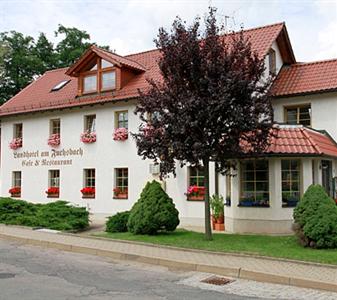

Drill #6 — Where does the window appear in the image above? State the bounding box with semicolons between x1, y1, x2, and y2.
188;166;205;200
51;80;70;92
84;169;95;188
85;115;96;133
83;74;97;93
10;171;21;197
285;105;311;126
268;48;276;74
282;160;300;207
50;119;60;135
101;59;114;68
12;171;21;188
116;111;128;129
240;160;269;207
114;168;128;199
14;123;22;139
101;71;116;90
49;170;60;187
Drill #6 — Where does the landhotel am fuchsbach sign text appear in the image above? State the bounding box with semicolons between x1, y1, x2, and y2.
13;148;84;167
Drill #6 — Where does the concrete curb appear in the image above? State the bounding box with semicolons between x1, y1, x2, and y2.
1;231;337;293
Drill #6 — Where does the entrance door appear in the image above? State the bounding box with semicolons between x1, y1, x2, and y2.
322;160;333;197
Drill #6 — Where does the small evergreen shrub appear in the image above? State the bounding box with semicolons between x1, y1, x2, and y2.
293;185;337;248
106;211;130;233
128;181;179;235
0;198;89;231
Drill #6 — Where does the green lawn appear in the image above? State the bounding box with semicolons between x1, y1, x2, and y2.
95;230;337;265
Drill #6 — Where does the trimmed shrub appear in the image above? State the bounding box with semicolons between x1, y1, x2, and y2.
106;211;130;233
128;181;179;235
293;185;337;248
0;198;89;231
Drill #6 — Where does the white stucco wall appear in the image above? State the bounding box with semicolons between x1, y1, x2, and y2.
0;101;213;225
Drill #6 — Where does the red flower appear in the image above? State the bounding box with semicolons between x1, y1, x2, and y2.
46;187;59;195
81;187;95;195
9;187;21;194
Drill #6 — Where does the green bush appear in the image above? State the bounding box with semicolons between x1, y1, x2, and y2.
128;181;179;235
293;185;337;248
0;198;89;231
106;211;130;233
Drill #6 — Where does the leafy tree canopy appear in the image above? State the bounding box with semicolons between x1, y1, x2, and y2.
0;25;110;104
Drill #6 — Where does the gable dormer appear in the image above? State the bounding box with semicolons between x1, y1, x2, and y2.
66;45;146;96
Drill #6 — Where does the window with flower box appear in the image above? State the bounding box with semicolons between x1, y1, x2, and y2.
187;167;205;201
10;123;23;150
46;170;60;198
282;160;301;207
48;119;61;147
114;168;128;199
9;171;21;197
81;115;96;143
113;111;128;141
240;160;269;207
82;169;95;198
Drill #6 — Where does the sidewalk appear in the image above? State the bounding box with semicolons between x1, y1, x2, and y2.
0;224;336;293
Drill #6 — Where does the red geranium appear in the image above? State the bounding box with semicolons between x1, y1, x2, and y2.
81;187;95;195
9;187;21;195
46;187;59;195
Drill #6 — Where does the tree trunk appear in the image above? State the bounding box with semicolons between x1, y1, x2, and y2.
203;157;213;240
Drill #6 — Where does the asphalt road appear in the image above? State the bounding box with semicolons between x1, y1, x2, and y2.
0;239;261;300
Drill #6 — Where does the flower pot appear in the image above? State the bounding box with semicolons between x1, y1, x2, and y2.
10;193;21;198
214;223;224;231
47;193;59;198
211;215;216;230
215;214;224;224
188;195;204;201
114;193;128;199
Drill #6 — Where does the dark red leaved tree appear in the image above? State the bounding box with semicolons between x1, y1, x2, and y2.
134;8;273;240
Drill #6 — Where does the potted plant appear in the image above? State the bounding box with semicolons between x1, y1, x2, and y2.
80;131;96;143
81;187;95;198
46;187;59;198
186;185;205;200
47;133;60;147
239;197;254;207
113;128;128;141
113;187;128;199
9;187;21;197
283;192;298;207
210;194;224;231
9;137;23;150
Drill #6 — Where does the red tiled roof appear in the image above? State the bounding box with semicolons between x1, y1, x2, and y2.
0;23;285;117
262;126;337;157
272;59;337;97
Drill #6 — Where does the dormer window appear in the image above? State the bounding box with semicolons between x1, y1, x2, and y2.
80;58;116;95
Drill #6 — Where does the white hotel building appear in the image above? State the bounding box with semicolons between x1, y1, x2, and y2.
1;22;337;234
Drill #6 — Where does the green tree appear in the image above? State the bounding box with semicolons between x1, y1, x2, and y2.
33;32;56;73
55;25;92;67
0;31;41;103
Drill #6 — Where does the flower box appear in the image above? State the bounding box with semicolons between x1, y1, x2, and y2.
9;187;21;198
113;128;128;141
81;187;95;198
46;187;59;198
113;187;128;199
9;138;22;150
48;134;60;147
81;131;96;143
186;185;205;201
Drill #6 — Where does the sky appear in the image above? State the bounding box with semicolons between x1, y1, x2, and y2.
0;0;337;62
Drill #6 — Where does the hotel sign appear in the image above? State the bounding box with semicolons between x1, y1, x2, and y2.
13;148;84;167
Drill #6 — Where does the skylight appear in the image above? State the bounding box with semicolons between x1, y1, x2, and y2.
51;80;70;92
